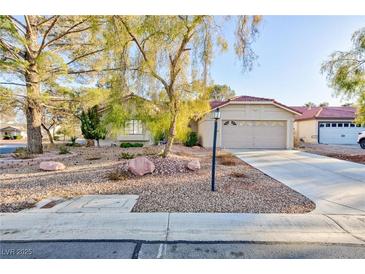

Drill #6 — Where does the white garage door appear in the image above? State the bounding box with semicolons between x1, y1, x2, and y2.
222;120;287;149
319;122;365;144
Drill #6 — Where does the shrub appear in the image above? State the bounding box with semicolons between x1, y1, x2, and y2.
229;171;247;178
14;135;22;140
70;136;78;145
216;152;241;166
185;132;198;147
59;145;70;155
107;169;130;180
12;147;33;159
120;142;143;148
119;152;135;159
3;134;12;140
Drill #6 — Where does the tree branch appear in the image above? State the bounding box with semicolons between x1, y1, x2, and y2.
35;16;57;27
0;38;25;60
6;16;26;36
37;16;60;57
0;82;26;86
118;17;169;90
41;18;91;50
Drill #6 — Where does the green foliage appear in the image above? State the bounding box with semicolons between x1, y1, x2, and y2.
185;132;198;147
119;152;135;159
120;142;143;148
59;146;70;154
12;147;33;159
304;102;316;108
80;105;107;142
70;136;78;145
322;27;365;123
208;84;236;100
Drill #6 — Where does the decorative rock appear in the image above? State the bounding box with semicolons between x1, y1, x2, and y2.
39;161;66;171
128;156;155;176
187;159;200;171
192;146;201;150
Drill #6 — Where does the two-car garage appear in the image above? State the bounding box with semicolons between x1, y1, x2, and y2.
197;96;300;149
221;120;287;149
319;121;365;145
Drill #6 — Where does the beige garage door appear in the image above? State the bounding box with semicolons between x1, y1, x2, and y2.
222;120;287;149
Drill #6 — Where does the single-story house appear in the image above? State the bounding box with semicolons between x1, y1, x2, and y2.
0;126;26;139
291;106;365;145
99;93;153;146
196;96;301;149
102;94;301;149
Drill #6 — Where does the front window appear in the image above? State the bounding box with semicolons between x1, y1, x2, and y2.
124;120;143;135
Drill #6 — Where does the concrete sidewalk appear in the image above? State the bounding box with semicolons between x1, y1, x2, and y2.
1;212;364;245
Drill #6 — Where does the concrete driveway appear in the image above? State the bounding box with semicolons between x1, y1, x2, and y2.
230;149;365;215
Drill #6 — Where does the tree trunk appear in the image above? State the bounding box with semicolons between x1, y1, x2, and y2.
96;139;100;147
26;104;43;154
25;17;43;154
42;124;54;144
163;101;178;157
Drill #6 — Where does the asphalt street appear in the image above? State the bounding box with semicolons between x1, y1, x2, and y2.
1;241;364;259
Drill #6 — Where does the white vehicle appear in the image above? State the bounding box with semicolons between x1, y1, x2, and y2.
358;131;365;149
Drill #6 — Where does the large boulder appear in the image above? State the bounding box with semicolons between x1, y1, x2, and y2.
187;159;200;171
39;161;66;171
128;156;155;176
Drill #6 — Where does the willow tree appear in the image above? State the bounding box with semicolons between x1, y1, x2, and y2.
0;16;110;153
107;16;261;157
322;27;365;124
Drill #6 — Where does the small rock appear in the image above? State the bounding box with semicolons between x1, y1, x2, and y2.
187;159;200;171
128;156;155;176
39;161;66;171
192;146;201;150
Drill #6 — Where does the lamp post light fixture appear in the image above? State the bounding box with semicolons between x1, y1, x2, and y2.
211;108;221;192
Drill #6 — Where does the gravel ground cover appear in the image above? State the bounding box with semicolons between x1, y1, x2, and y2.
0;145;315;213
299;144;365;164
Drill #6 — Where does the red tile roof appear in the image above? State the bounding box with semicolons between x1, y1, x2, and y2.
291;106;356;121
210;95;301;114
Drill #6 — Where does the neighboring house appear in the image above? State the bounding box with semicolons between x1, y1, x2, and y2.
0;113;27;139
195;96;301;149
0;126;26;139
99;93;153;146
291;106;365;145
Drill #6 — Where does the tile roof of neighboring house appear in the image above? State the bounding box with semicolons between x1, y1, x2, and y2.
291;106;356;121
210;95;301;114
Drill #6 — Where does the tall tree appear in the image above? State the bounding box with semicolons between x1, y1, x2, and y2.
106;16;261;156
322;27;365;124
209;84;236;100
304;102;317;108
0;16;110;153
80;105;107;147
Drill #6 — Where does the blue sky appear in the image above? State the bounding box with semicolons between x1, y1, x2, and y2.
210;16;365;106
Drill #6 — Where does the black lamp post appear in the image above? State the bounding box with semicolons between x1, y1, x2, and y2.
211;108;221;192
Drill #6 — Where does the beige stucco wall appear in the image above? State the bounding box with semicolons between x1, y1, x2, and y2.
198;103;296;149
294;119;318;144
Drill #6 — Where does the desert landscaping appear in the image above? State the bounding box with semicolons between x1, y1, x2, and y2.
0;144;315;213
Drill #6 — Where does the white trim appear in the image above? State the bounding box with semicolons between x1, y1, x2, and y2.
208;100;302;116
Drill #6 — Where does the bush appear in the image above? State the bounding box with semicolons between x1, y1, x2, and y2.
185;132;198;147
216;152;241;166
120;142;144;148
107;169;130;181
14;135;22;140
119;152;135;159
12;147;33;159
3;134;12;140
59;145;70;155
70;136;78;145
